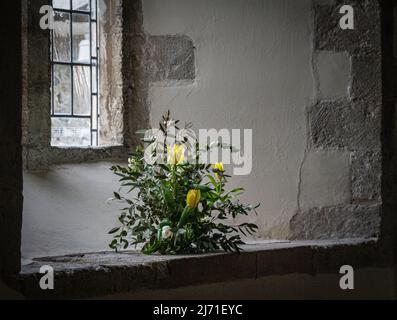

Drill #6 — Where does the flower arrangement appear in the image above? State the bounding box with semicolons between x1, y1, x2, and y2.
109;111;259;255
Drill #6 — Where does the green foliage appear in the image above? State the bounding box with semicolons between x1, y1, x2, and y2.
109;112;259;255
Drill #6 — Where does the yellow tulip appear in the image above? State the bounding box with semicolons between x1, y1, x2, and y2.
213;162;224;172
186;189;201;209
167;144;185;165
212;162;225;180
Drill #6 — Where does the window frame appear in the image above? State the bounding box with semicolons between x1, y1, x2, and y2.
51;0;100;147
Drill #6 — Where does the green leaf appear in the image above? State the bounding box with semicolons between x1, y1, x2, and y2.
109;239;118;249
178;206;192;228
192;184;212;192
161;183;175;210
228;188;245;194
121;239;129;249
206;175;218;187
108;227;121;234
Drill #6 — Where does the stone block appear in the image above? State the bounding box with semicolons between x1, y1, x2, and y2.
309;100;381;151
314;0;381;55
351;151;381;202
316;51;351;100
290;203;381;240
147;35;195;82
351;54;382;104
300;151;351;210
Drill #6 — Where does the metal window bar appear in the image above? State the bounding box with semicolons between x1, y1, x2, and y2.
51;0;100;147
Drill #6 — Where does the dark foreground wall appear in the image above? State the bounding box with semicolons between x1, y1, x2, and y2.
0;1;23;276
102;268;395;300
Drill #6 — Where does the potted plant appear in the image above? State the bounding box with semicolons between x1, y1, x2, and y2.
109;111;259;254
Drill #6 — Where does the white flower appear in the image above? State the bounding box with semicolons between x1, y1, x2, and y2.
162;226;173;240
128;158;133;169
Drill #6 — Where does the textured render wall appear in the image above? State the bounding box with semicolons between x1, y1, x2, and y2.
22;162;124;259
143;0;314;239
291;0;382;239
23;0;313;256
0;1;23;275
22;0;384;259
143;0;383;240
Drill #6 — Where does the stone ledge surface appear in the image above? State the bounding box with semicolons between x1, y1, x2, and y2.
16;239;382;299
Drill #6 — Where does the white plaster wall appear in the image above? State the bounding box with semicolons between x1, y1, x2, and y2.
22;162;123;259
143;0;314;238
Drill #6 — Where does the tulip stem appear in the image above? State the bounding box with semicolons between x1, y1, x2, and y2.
172;164;177;202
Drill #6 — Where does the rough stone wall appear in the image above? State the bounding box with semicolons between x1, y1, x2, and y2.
291;0;383;239
22;0;52;171
0;1;23;275
99;0;124;146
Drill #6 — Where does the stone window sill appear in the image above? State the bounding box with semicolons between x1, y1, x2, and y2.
24;145;130;171
15;239;382;299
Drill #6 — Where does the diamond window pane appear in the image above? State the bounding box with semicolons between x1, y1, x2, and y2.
53;65;72;115
51;118;91;147
92;95;98;130
73;66;91;115
92;131;98;147
91;21;97;58
53;12;71;62
72;14;90;63
92;62;97;93
53;0;70;10
72;0;90;11
91;0;97;19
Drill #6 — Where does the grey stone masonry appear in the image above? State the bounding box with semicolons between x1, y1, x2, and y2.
314;0;381;55
147;35;196;83
292;1;383;239
309;100;381;152
290;204;381;240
